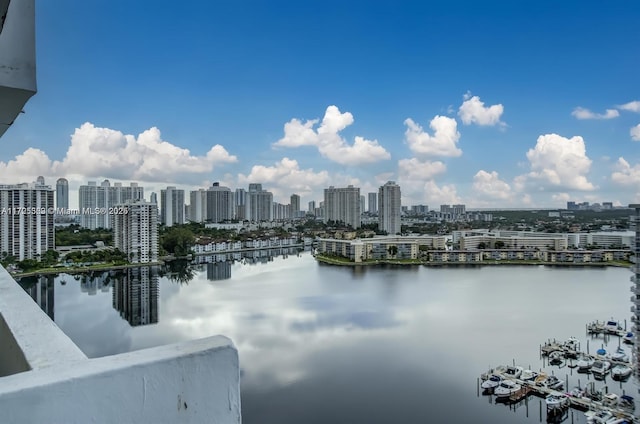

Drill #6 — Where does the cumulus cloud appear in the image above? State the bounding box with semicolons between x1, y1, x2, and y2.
398;158;447;181
404;116;461;157
273;106;391;165
631;124;640;141
571;107;619;120
236;157;334;201
618;101;640;112
422;180;461;205
551;193;571;202
472;170;512;200
611;157;640;186
519;133;595;191
458;94;505;126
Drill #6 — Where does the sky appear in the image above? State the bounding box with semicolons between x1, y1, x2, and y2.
1;0;639;210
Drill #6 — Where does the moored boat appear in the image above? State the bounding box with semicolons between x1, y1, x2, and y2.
520;369;538;381
545;391;569;410
494;380;522;399
611;364;633;380
549;350;564;365
623;331;634;344
504;365;523;379
610;347;629;363
577;353;594;372
481;375;502;393
591;360;611;378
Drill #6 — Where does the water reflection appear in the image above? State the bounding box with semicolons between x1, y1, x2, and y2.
206;262;232;281
112;266;159;327
20;275;55;320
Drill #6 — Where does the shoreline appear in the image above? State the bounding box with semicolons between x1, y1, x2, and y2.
12;261;165;278
314;255;631;268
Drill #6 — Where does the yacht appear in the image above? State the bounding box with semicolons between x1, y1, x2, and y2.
576;353;595;372
610;347;629;363
611;364;633;380
549;351;564;365
623;331;634;344
494;380;522;399
591;360;611;378
504;365;523;379
480;375;502;393
545;392;569;410
520;369;538;381
604;320;621;334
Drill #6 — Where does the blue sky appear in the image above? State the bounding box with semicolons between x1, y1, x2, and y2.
2;0;639;209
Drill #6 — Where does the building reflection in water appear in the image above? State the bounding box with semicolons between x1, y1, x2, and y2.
79;272;112;295
112;266;159;327
206;261;232;281
22;275;55;321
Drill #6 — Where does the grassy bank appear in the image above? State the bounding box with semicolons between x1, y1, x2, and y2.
12;261;164;278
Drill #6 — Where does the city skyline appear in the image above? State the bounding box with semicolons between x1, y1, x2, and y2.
0;2;638;209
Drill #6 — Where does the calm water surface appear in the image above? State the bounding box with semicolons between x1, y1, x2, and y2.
20;252;637;423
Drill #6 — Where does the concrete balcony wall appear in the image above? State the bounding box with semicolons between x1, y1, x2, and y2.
0;265;242;423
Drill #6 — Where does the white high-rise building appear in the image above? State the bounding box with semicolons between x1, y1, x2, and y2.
206;183;234;223
290;194;300;218
189;189;207;223
78;180;144;229
378;181;401;235
235;188;247;220
308;200;316;214
56;178;69;210
112;200;158;264
247;184;273;222
368;192;377;214
160;186;185;227
0;182;55;261
324;185;361;229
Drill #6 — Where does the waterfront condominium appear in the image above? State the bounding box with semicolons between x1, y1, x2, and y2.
630;204;640;379
368;192;377;214
0;181;55;261
160;186;185;227
78;180;144;229
206;182;234;223
112;200;158;264
247;184;273;222
56;178;69;210
323;185;361;229
378;181;401;235
188;189;207;223
290;194;300;218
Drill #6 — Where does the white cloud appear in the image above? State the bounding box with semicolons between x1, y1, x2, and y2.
630;124;640;141
571;107;619;120
404;116;461;157
236;157;334;202
273;106;391;165
519;133;595;191
0;123;238;186
472;170;512;200
421;180;461;205
551;193;571;202
398;158;447;181
617;101;640;112
611;157;640;186
458;94;504;126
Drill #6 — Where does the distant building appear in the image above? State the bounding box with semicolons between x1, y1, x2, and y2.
55;178;69;210
602;202;613;210
378;181;401;235
308;200;316;214
160;186;185;227
79;180;143;229
324;185;361;229
247;184;273;222
0;182;55;261
188;189;207;223
206;183;233;223
290;194;300;217
112;200;158;264
235;188;247;220
410;205;429;216
368;192;377;214
360;195;365;215
150;192;157;204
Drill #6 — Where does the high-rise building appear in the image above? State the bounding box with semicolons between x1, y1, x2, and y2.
150;192;157;204
189;189;207;223
0;182;55;261
56;178;69;210
324;185;361;229
368;192;377;214
247;184;273;222
160;186;185;227
235;188;247;220
206;183;234;223
308;200;316;214
78;180;144;229
378;181;401;235
290;194;300;218
360;195;365;215
630;204;640;379
36;176;45;186
112;200;158;264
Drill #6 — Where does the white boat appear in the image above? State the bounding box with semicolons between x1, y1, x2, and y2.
504;365;523;379
610;347;629;363
545;391;569;410
542;375;564;391
567;386;586;398
585;409;614;423
520;369;538;381
604;320;621;334
623;331;634;344
577;353;595;372
494;380;521;398
611;364;633;380
549;350;564;365
481;375;502;392
591;360;611;377
562;337;580;357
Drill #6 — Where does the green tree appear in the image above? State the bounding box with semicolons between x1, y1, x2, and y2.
494;240;505;249
387;245;398;257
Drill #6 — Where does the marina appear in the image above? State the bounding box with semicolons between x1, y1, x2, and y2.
480;326;638;423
